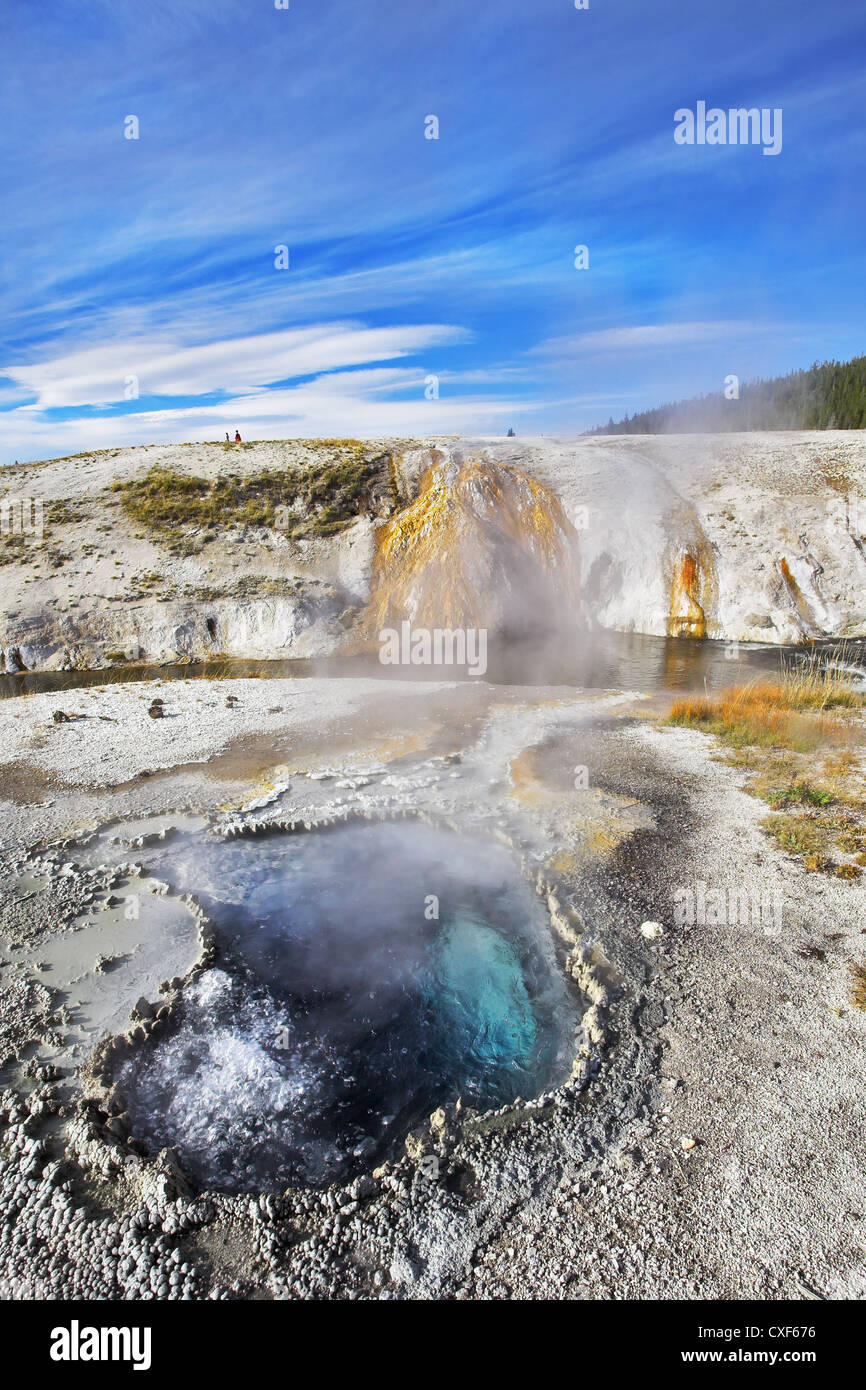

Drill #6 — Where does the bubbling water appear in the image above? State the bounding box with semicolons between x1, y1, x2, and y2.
114;821;578;1191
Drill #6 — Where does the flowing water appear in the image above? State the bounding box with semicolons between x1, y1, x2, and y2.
3;632;864;699
111;821;578;1191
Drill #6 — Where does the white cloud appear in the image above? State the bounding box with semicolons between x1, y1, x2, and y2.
0;322;470;409
0;368;542;464
531;321;748;357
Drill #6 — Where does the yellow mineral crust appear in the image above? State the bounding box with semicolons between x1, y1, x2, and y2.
361;455;582;637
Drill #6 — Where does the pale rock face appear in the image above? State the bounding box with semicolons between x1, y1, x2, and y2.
471;432;866;644
2;596;346;671
2;431;866;672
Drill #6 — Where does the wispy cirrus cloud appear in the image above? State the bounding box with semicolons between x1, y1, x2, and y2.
530;322;752;358
1;322;470;410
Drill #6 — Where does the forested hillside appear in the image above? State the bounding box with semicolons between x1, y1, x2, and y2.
590;356;866;434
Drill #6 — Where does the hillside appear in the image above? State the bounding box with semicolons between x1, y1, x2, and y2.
2;431;866;673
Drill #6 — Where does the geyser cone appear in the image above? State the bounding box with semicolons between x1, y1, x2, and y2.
359;454;583;642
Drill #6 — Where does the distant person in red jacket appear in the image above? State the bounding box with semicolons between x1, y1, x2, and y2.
234;430;242;443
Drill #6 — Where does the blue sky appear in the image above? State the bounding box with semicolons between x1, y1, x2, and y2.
1;0;864;463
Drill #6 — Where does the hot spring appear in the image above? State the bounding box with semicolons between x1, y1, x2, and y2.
111;821;579;1191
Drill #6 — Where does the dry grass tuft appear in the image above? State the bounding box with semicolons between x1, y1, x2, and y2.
850;962;866;1010
668;669;860;753
836;863;862;881
667;661;866;878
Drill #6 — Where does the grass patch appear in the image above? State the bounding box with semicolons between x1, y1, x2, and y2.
666;662;866;880
112;445;398;542
850;962;866;1010
823;750;860;776
668;677;858;752
834;821;866;853
803;851;831;873
0;535;31;566
188;576;321;602
836;863;862;881
44;499;86;526
751;776;835;808
760;813;829;857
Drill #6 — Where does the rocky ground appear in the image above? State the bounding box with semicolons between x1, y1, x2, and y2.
0;674;864;1300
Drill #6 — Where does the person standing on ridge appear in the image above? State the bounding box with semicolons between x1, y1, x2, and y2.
234;430;242;443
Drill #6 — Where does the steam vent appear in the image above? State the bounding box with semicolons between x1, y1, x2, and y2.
106;821;579;1192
